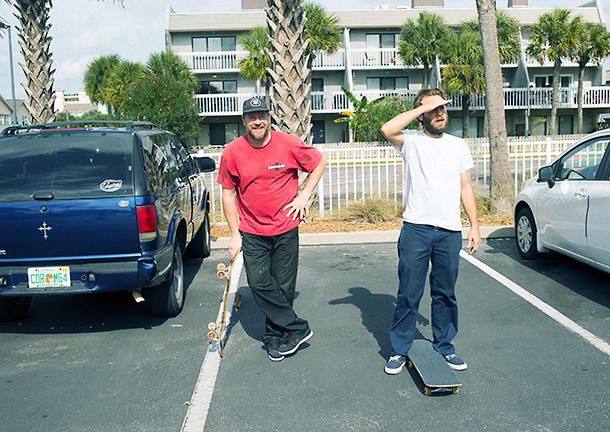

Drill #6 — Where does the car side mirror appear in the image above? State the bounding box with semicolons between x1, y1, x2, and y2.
538;165;555;188
195;156;216;173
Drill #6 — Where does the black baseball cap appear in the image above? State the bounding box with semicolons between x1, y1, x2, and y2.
242;97;269;114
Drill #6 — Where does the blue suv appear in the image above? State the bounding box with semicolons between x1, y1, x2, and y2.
0;121;215;321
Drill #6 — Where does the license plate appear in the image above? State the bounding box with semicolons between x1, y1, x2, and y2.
27;267;71;288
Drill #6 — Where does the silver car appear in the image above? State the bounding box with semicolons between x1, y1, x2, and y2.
514;129;610;273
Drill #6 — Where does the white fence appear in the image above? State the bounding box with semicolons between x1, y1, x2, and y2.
197;135;582;222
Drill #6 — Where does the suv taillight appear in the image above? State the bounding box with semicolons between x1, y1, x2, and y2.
137;204;157;242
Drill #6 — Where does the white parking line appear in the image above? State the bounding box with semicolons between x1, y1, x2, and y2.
181;254;244;432
461;250;610;357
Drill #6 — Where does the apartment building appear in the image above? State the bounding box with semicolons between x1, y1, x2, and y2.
53;88;100;118
0;94;29;132
165;0;610;146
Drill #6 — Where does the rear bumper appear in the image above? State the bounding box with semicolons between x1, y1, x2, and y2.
0;247;173;296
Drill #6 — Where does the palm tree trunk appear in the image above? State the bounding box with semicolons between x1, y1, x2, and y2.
461;94;470;138
477;0;514;213
15;0;56;123
549;61;561;135
266;0;312;143
577;63;585;134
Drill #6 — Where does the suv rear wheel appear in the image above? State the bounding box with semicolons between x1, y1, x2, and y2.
0;297;32;322
145;243;185;316
185;211;211;259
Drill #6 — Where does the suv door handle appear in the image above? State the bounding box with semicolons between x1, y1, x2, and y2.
574;189;588;198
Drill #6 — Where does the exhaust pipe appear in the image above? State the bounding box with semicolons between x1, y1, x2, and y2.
132;290;145;303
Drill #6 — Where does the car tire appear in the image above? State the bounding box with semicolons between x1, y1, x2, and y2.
145;243;185;317
185;211;211;259
0;297;32;322
515;207;545;260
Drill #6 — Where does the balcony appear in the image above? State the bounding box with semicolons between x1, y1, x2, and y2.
180;51;248;73
195;87;610;117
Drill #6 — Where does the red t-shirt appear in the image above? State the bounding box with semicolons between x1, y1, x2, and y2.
217;130;323;236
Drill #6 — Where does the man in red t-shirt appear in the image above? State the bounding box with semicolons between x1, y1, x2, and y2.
217;97;327;361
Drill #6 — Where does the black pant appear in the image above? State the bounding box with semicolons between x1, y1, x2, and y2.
241;227;309;343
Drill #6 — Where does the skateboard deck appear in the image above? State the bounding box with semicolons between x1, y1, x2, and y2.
407;339;462;396
207;248;243;357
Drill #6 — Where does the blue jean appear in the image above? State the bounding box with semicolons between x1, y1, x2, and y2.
389;222;462;358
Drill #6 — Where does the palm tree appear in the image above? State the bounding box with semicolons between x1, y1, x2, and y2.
103;60;145;113
303;2;341;68
84;54;122;112
146;51;198;95
398;12;450;90
476;0;515;214
237;26;271;97
2;0;124;124
572;23;610;134
9;0;55;123
441;28;485;139
266;0;311;142
527;8;583;136
241;3;340;125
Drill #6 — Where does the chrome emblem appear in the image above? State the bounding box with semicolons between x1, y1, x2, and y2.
38;222;52;240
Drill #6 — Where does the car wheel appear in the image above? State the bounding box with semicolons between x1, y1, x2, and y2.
515;207;544;260
145;243;185;317
185;211;211;259
0;297;32;322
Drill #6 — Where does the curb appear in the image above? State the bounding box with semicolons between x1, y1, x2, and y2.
211;225;514;250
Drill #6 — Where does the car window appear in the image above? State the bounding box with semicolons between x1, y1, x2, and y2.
169;135;197;179
556;137;609;181
0;132;134;201
142;134;174;192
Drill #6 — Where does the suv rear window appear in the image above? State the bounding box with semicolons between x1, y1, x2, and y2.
0;132;134;201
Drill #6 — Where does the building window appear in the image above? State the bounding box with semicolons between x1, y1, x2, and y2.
199;80;237;94
366;33;396;48
366;77;408;92
192;36;236;52
534;75;572;88
210;123;239;146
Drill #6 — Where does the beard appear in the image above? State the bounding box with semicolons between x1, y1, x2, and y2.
247;122;270;142
422;114;447;137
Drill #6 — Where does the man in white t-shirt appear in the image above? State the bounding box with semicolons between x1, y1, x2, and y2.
380;88;481;374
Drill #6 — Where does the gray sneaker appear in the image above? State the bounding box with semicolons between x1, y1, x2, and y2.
278;328;313;356
266;337;284;362
385;355;407;374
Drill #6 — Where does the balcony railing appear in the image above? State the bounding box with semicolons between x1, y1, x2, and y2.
194;87;610;116
179;48;599;74
180;51;248;72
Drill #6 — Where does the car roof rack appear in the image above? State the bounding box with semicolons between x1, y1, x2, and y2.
1;120;158;136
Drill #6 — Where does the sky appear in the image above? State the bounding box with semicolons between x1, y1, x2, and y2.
0;0;605;102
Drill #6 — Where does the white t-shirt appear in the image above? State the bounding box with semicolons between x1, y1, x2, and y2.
395;129;474;232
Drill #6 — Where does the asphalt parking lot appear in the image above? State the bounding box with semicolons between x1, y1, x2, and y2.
198;228;610;432
2;227;610;432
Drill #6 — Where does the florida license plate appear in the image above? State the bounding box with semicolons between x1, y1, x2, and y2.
27;267;71;288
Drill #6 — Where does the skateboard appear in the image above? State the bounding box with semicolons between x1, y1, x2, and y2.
207;248;243;357
407;339;462;396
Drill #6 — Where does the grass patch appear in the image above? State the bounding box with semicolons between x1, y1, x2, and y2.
344;197;397;223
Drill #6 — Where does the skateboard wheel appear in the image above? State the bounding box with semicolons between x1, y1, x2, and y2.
407;359;414;369
207;331;217;340
216;263;226;271
208;322;216;331
217;270;226;279
453;387;459;394
425;387;431;396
